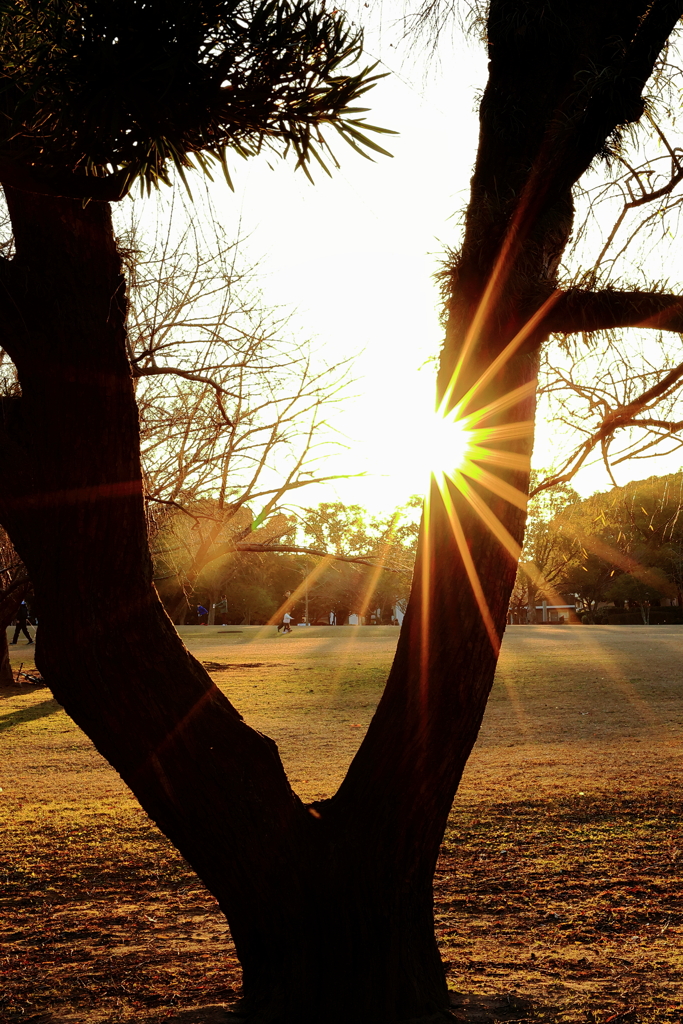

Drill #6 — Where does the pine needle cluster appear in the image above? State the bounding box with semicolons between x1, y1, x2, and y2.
0;0;394;197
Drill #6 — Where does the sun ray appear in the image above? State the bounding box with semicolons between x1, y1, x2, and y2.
440;272;510;415
309;527;402;695
440;289;561;417
519;560;575;615
424;414;534;487
603;675;659;726
250;554;335;642
465;421;536;445
459;462;529;511
496;667;532;735
436;473;500;653
356;518;399;622
561;524;676;600
447;290;562;418
458;380;539;429
421;309;550;651
322;621;367;699
452;471;522;563
439;196;543;414
464;445;531;472
420;489;433;701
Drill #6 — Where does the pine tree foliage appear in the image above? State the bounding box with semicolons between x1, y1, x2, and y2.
0;0;394;197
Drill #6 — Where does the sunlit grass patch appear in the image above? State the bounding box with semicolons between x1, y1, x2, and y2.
0;801;240;1022
439;794;683;1023
2;626;683;1020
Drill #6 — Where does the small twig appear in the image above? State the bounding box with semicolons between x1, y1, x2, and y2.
604;1008;636;1024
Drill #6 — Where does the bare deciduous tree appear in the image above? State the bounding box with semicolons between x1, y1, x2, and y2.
533;57;683;493
120;203;357;619
510;475;579;622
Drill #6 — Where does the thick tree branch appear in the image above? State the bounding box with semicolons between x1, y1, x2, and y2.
0;155;130;201
560;0;683;192
547;289;683;334
620;417;683;431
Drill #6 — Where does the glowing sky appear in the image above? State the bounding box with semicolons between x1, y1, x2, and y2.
200;8;683;515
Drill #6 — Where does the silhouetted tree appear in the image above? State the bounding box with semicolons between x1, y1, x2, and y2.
2;3;683;1022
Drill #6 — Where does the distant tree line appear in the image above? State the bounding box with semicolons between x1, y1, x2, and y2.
512;471;683;625
155;498;420;626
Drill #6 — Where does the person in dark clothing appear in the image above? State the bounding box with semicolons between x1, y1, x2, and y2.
11;601;33;645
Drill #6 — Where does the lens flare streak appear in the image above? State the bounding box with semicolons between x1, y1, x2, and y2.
420;493;433;705
458;462;528;511
435;474;500;654
441;290;562;416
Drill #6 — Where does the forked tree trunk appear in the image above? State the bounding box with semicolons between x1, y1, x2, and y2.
0;187;459;1022
0;188;536;1024
0;4;676;1022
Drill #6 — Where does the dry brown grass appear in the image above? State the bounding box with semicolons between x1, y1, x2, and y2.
1;624;682;1022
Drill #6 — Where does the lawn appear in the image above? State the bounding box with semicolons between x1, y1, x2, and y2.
1;624;681;1023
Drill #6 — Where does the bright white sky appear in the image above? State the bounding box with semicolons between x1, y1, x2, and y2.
184;7;683;515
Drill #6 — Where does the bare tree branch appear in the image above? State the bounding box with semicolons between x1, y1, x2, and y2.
120;197;358;617
234;542;412;574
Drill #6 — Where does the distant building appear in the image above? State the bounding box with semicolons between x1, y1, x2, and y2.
508;601;579;625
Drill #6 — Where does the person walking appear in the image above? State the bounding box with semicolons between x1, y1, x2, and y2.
277;592;293;633
11;601;33;645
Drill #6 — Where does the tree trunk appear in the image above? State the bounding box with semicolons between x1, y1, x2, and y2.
0;581;28;685
167;589;192;626
0;4;675;1022
208;587;218;625
0;626;11;685
527;584;539;624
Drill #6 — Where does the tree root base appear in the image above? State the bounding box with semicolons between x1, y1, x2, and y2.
153;992;533;1024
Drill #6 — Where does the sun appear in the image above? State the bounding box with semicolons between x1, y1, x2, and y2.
424;407;473;483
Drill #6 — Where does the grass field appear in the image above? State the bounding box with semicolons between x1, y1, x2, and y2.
1;624;682;1023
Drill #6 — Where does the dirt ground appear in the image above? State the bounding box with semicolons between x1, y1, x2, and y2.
1;624;681;1023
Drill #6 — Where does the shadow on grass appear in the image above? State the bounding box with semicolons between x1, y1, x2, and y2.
449;992;538;1022
161;994;539;1024
0;697;60;733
